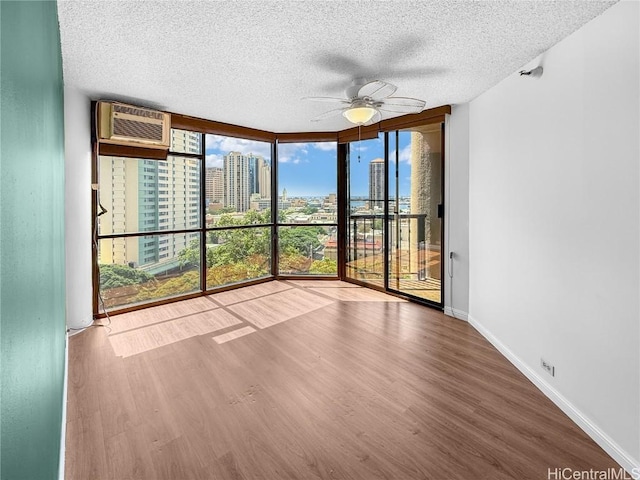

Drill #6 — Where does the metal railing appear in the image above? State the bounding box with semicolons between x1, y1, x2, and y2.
347;211;431;282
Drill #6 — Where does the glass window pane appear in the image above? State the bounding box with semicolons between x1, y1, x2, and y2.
389;123;443;303
205;134;272;224
170;129;202;154
206;226;271;289
98;155;201;235
346;133;385;285
98;233;201;310
278;225;337;275
277;142;337;224
388;127;443;303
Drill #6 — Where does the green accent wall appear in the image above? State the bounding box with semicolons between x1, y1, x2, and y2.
1;2;66;479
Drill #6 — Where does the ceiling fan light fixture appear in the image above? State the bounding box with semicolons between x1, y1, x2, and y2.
343;106;377;125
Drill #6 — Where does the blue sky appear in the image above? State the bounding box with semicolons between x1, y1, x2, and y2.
205;133;413;198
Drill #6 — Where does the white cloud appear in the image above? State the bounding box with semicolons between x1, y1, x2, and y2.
389;144;413;164
311;142;337;152
205;134;272;159
205;153;223;168
399;144;412;164
205;136;336;165
277;142;308;164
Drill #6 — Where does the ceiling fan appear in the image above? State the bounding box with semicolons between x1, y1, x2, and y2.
303;78;426;125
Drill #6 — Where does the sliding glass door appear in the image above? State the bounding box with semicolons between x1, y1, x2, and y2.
345;133;386;287
345;123;443;306
387;126;443;304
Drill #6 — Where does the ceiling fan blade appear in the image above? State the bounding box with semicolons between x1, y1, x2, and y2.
310;108;347;122
302;96;349;104
363;109;382;126
379;96;426;113
357;80;397;100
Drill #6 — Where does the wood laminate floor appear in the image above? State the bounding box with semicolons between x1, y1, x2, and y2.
65;280;617;479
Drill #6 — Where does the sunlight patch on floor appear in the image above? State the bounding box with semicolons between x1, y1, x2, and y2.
107;280;411;355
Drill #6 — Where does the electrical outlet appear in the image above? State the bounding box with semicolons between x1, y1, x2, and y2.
541;358;555;377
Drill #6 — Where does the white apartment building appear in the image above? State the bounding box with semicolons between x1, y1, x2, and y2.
98;155;200;272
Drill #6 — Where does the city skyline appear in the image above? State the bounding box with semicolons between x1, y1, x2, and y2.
205;133;414;198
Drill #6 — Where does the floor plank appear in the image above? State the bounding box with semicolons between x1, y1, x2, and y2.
65;280;619;480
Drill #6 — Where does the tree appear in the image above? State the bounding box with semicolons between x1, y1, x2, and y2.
212;228;270;267
279;253;311;274
302;206;318;215
135;271;199;301
178;239;200;267
206;256;270;288
177;214;328;278
279;226;324;256
309;259;337;274
99;264;154;289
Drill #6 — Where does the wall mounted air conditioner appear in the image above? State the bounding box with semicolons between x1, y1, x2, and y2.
98;101;170;148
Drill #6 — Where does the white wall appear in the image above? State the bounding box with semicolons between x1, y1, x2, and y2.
64;88;93;329
444;105;470;319
468;0;639;471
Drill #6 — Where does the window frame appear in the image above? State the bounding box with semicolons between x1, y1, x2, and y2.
91;101;451;317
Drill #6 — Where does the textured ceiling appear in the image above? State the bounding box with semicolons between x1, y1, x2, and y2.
57;0;616;133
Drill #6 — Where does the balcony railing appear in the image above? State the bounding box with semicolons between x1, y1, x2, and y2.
347;211;441;301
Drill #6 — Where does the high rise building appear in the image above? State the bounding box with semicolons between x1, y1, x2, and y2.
259;160;271;199
224;151;251;212
248;154;261;195
223;152;271;211
369;158;385;209
98;156;200;270
206;167;224;203
171;129;202;154
246;154;271;199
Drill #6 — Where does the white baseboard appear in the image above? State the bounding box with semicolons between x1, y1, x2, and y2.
58;333;69;480
444;306;468;321
468;314;640;477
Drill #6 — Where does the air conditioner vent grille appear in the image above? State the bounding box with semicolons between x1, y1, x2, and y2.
98;101;170;148
113;118;164;142
112;103;164;121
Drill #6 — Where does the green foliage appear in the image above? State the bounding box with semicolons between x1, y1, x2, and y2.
178;239;200;267
309;259;337;274
206;256;270;288
135;270;199;301
214;210;271;228
157;214;332;294
301;205;318;215
99;264;154;289
279;253;311;274
212;228;270;267
279;226;325;256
